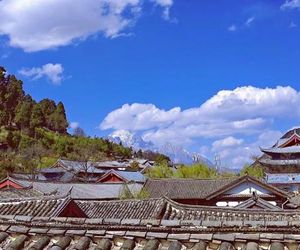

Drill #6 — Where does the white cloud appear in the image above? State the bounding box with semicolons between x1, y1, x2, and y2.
212;130;283;169
197;86;300;120
70;122;79;129
281;0;300;10
100;85;300;167
0;0;139;52
19;63;64;84
228;25;237;32
151;0;173;20
101;85;300;140
212;136;244;151
245;17;255;26
228;17;255;32
0;0;174;52
101;103;181;131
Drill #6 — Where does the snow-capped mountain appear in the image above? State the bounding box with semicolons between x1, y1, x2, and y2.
160;143;213;166
108;130;213;166
108;130;156;151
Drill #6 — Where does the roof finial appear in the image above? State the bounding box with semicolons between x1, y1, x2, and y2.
252;191;258;201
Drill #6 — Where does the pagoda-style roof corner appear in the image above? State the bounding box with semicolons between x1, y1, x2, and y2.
261;146;300;155
278;133;300;148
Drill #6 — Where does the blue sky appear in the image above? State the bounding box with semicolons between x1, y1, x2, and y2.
1;0;300;168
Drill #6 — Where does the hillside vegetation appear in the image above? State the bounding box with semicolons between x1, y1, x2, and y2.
0;66;170;177
146;162;264;179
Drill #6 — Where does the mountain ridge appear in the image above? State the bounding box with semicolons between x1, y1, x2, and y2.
109;130;214;166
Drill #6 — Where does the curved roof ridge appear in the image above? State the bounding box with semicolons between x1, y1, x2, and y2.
0;192;70;204
9;175;141;185
76;197;165;204
163;196;294;213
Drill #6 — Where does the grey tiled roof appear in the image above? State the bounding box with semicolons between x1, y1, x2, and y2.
159;197;300;221
1;195;300;222
1;195;300;249
58;159;92;171
10;177;143;199
75;196;298;221
57;158;152;171
0;188;43;200
98;170;146;183
259;158;300;166
0;196;74;217
234;196;282;210
145;176;290;201
57;159;105;174
261;145;300;154
11;172;76;182
94;160;127;168
144;178;238;199
40;166;66;173
0;213;300;250
115;170;146;182
76;198;166;219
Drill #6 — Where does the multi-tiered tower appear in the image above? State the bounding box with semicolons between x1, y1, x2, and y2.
259;128;300;192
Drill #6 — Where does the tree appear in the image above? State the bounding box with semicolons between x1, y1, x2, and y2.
119;184;149;200
38;99;56;129
19;143;48;175
14;96;34;130
154;154;170;165
6;131;20;149
119;184;134;199
4;75;24;125
69;139;104;182
0;110;8;126
48;102;68;133
0;66;5;82
30;104;45;130
0;68;8;126
0;152;16;178
175;164;217;179
240;164;265;178
146;161;174;178
0;67;69;133
130;161;140;171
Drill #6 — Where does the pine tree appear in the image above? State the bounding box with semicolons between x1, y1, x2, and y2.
0;68;9;126
0;67;7;105
4;75;24;125
30;104;45;130
38;99;56;129
14;95;34;130
48;102;68;133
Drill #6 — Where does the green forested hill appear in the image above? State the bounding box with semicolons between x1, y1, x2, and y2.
0;66;167;177
0;66;68;134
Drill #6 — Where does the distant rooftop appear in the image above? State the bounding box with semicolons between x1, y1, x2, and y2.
8;176;143;200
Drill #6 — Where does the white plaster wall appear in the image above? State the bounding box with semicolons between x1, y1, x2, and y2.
224;182;271;195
